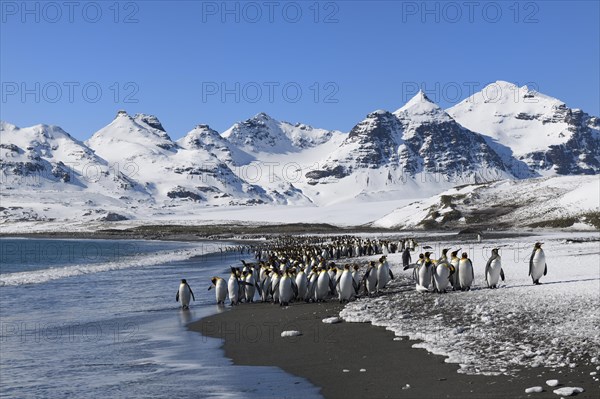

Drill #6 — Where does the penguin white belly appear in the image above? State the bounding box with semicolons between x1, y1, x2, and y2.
417;265;432;288
179;284;191;307
531;250;546;281
316;274;329;300
434;264;450;292
215;280;228;303
376;265;390;291
279;277;294;305
450;260;460;288
338;272;353;301
228;277;239;305
486;258;502;287
458;260;473;289
352;271;360;287
295;272;308;300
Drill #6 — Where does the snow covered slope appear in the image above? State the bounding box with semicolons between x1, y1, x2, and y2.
372;175;600;230
303;92;513;203
222;112;337;154
0;121;151;223
448;81;600;176
86;111;270;206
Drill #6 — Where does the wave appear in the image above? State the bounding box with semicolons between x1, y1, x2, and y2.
0;246;218;286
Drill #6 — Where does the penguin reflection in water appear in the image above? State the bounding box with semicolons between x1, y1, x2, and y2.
176;279;196;309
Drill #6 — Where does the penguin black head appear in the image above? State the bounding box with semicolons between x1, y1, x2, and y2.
424;252;431;258
181;279;187;284
442;248;449;255
534;242;544;249
419;253;425;259
461;252;468;259
492;248;499;255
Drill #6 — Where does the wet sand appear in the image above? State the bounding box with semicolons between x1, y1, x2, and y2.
190;302;599;399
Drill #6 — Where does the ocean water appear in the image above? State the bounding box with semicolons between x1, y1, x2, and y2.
0;238;321;398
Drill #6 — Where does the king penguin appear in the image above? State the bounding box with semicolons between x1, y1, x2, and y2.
208;276;228;304
485;248;505;288
529;242;547;285
458;252;474;291
176;279;195;309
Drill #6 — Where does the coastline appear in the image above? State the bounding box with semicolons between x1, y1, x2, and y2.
191;302;599;399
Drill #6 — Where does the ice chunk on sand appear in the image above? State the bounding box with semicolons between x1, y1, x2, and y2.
525;386;543;393
552;387;584;396
546;379;559;387
322;317;341;324
281;330;302;337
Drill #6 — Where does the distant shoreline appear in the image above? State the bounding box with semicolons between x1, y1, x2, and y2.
0;223;537;242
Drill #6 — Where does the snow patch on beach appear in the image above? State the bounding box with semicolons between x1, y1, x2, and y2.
340;233;600;376
322;317;341;324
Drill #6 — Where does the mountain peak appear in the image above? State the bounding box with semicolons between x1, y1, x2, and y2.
394;90;450;123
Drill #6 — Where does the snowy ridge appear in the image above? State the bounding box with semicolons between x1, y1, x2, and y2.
449;81;600;175
372;175;600;230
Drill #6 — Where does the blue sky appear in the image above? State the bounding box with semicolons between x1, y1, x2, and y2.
1;0;599;140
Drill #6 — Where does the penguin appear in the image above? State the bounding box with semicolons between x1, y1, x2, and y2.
244;270;259;302
307;268;320;302
208;276;228;304
449;249;461;291
485;248;505;288
228;267;245;306
316;267;335;301
433;251;453;293
416;252;434;291
270;269;281;304
363;261;378;296
176;279;195;309
402;247;412;269
351;264;361;289
458;252;474;291
295;267;308;301
529;242;547;285
260;269;272;302
277;270;298;306
337;264;358;303
376;256;394;292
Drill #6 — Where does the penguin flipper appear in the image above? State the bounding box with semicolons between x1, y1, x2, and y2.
291;281;298;298
208;285;213;291
544;264;547;276
176;291;179;302
500;269;505;281
388;269;394;280
255;282;262;296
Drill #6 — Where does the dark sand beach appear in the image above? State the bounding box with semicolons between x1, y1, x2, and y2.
191;302;599;399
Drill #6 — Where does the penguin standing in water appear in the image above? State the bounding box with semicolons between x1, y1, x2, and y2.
529;242;547;285
208;277;228;304
485;248;505;288
458;252;474;291
176;279;195;309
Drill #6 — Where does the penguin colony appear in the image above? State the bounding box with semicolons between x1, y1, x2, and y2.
177;237;547;307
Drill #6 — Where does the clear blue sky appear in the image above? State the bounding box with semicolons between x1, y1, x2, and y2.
1;0;599;140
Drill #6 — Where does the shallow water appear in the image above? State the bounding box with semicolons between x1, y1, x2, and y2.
0;238;321;398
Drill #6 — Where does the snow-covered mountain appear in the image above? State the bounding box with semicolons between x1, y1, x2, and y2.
2;81;598;229
303;92;512;203
222;112;337;154
449;81;600;176
86;111;271;206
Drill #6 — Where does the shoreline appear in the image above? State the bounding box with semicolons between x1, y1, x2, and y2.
191;302;599;399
